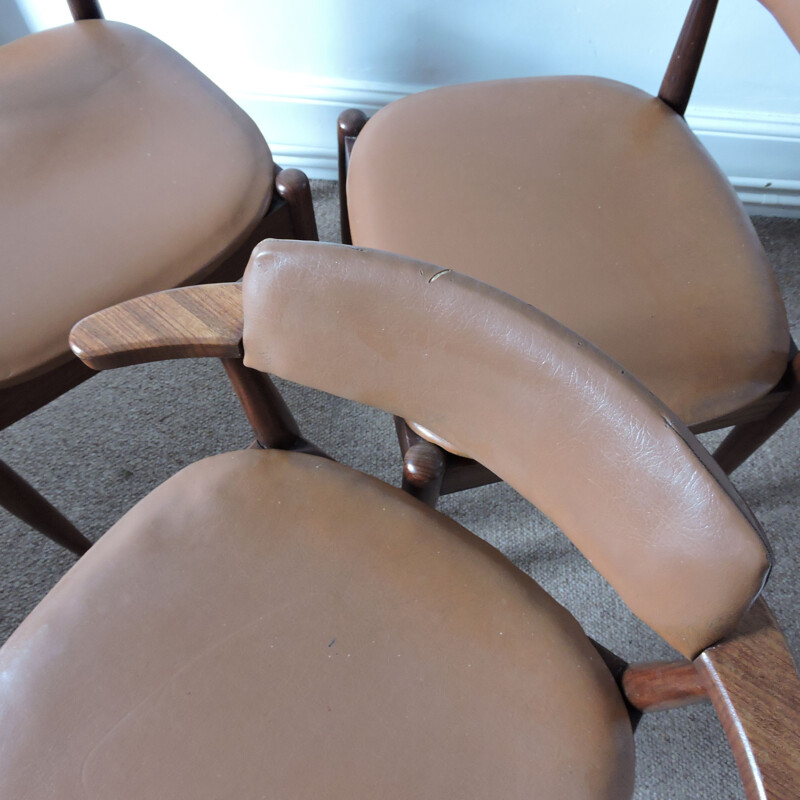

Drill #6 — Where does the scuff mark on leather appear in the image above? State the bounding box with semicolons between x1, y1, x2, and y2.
428;269;452;283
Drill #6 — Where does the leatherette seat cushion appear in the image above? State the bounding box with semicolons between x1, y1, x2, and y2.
0;449;634;799
347;76;791;432
0;20;273;387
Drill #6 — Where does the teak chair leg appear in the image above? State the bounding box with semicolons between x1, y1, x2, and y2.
0;459;91;556
713;353;800;474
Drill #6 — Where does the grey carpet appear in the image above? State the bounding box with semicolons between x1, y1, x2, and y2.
1;180;798;799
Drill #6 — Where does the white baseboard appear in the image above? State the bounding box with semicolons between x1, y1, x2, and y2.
688;108;800;217
236;82;800;217
234;78;411;182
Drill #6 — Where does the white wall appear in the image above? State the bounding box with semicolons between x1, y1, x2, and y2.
15;0;800;214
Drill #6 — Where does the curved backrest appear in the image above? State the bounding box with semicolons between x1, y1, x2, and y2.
242;240;770;659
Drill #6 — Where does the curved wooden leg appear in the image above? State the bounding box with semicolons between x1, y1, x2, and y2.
0;459;91;555
402;441;446;508
713;353;800;474
275;168;319;242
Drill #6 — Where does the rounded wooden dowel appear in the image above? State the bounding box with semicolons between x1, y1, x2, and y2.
402;441;446;507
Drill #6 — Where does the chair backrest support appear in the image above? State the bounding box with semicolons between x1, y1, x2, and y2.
659;0;719;115
242;240;770;659
68;0;103;21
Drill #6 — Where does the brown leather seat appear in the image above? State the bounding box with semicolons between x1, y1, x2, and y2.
0;448;635;799
346;76;790;433
0;20;273;387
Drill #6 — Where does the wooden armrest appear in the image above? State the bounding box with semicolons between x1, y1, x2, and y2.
695;598;800;800
69;284;244;370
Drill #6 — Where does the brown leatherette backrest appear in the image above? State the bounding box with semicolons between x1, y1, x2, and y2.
242;240;770;659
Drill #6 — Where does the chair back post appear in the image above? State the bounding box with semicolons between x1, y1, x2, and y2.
337;109;369;245
659;0;719;115
67;1;103;21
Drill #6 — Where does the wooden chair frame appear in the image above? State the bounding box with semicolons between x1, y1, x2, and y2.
336;0;800;504
0;0;319;555
67;279;800;799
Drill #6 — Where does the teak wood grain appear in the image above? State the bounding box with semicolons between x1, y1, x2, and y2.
69;283;244;370
68;283;329;460
695;598;800;800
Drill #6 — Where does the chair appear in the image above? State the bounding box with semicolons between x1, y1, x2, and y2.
337;0;800;502
0;240;795;797
0;0;318;555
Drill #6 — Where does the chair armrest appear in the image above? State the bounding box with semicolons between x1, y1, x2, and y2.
69;283;244;370
695;598;800;800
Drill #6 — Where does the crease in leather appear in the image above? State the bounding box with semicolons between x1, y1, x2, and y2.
242;240;770;659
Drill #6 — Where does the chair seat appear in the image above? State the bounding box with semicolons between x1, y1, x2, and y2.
0;449;634;799
347;76;791;430
0;20;273;388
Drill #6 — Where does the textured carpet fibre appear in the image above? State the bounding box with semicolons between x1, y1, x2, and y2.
1;180;798;799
